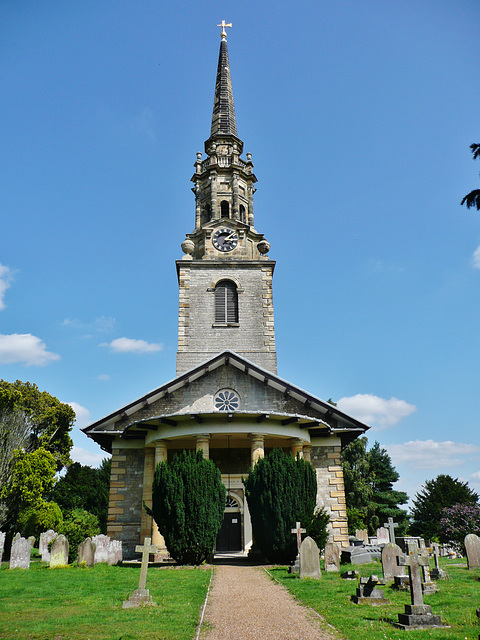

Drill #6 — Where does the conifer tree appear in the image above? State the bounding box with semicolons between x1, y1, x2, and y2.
243;448;318;563
149;450;225;565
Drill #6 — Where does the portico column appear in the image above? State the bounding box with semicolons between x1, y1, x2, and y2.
303;444;312;463
250;434;265;467
152;440;168;551
291;438;304;459
196;434;210;459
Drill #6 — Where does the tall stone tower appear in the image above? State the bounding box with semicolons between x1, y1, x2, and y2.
176;27;276;375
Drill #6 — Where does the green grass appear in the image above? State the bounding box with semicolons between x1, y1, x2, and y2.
271;558;480;640
0;561;211;640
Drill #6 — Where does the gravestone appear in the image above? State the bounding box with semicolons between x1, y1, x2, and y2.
299;536;321;579
351;574;390;604
430;545;448;580
291;522;306;554
420;547;438;594
92;534;122;565
384;517;399;543
27;536;35;549
0;531;5;564
39;530;57;562
376;527;389;545
9;533;31;569
355;529;369;544
50;534;69;567
341;544;382;564
324;542;340;572
381;542;404;580
78;537;96;567
465;533;480;570
341;569;358;580
123;537;158;608
394;544;449;630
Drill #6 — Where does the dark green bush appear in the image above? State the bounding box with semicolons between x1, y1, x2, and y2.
149;450;226;565
243;449;317;563
306;507;330;553
60;508;100;561
18;500;63;543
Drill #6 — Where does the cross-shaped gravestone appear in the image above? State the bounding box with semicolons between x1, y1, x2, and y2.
135;537;158;591
291;522;306;553
397;543;430;606
383;517;398;543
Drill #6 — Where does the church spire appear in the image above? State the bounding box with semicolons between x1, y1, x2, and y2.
209;23;238;141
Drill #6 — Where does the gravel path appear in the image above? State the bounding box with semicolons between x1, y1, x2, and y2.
199;565;339;640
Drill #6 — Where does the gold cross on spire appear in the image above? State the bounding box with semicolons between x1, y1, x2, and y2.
217;20;232;39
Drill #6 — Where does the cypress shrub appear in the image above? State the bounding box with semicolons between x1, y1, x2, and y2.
150;450;226;565
243;448;318;563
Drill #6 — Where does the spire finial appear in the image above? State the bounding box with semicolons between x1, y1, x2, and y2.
217;20;232;40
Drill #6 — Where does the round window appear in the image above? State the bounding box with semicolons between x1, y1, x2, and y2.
214;389;240;412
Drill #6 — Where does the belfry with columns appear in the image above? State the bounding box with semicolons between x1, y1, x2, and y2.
83;24;369;559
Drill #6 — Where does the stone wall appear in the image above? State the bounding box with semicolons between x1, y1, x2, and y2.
310;439;349;548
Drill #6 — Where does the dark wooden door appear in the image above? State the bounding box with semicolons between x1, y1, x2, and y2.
216;513;242;552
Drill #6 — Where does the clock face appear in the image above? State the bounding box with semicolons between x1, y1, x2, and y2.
212;228;238;252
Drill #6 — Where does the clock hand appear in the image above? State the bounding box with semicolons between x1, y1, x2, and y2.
224;232;236;241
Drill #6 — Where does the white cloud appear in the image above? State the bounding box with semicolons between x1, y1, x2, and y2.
101;337;163;353
0;263;15;310
71;445;110;467
63;316;116;332
387;440;480;470
473;245;480;269
0;333;60;366
67;402;91;429
336;393;416;429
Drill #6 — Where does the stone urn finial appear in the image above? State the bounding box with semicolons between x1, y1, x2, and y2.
181;238;195;255
257;240;271;255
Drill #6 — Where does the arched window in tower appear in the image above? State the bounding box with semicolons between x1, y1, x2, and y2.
215;280;238;324
220;200;230;218
239;204;246;223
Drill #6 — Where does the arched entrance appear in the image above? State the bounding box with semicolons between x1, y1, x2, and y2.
216;494;242;552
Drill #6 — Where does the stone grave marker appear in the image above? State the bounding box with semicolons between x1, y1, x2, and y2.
39;530;57;562
381;542;404;580
394;544;449;630
123;537;158;608
78;537;96;567
0;531;5;564
324;542;340;572
430;544;448;580
351;574;390;604
384;517;398;543
291;522;306;554
420;547;438;594
299;536;321;579
92;534;122;565
355;528;369;544
341;569;358;580
50;534;69;567
9;533;31;569
27;536;35;549
465;533;480;570
376;527;389;545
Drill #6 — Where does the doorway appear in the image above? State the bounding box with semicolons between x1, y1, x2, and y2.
216;512;242;552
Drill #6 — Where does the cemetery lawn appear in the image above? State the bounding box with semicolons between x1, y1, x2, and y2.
0;561;211;640
272;558;479;640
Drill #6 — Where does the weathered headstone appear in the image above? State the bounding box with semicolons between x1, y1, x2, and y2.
123;537;158;608
78;537;96;567
355;528;369;544
299;536;321;579
27;536;35;549
376;527;389;545
351;574;390;604
92;534;122;565
50;534;69;567
324;542;340;572
430;544;448;580
394;544;449;629
0;531;5;565
341;544;382;564
420;547;438;594
465;533;480;570
381;542;404;580
39;530;57;562
9;533;31;569
384;517;399;543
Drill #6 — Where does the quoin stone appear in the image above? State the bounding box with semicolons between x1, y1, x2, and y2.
324;542;340;572
50;534;69;567
464;533;480;570
299;536;321;580
9;534;31;569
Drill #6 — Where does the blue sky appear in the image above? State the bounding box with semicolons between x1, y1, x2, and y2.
2;0;480;507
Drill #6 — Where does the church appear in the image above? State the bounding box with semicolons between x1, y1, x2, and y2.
83;24;369;559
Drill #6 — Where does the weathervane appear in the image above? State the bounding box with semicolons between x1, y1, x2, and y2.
217;20;232;39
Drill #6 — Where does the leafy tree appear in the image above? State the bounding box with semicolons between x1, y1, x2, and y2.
51;459;111;533
17;501;63;542
342;437;408;535
440;503;480;553
148;450;225;565
60;509;100;562
410;474;479;541
243;449;317;564
461;143;480;210
306;508;330;554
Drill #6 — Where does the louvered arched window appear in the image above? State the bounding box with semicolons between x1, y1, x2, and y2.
215;280;238;324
